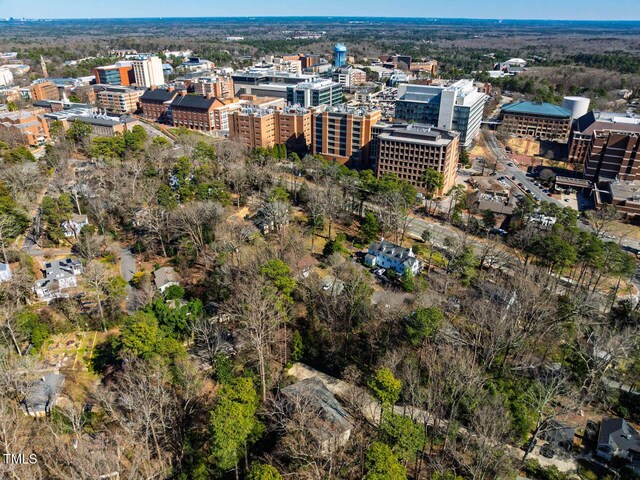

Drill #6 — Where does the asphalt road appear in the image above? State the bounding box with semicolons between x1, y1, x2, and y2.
483;131;565;208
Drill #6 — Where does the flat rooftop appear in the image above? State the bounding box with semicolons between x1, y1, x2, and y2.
377;123;458;146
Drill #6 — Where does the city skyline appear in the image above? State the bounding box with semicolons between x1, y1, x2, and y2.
2;0;640;21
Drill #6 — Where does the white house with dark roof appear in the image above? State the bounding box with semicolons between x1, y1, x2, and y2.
62;214;89;238
0;263;12;282
364;239;421;275
34;258;83;301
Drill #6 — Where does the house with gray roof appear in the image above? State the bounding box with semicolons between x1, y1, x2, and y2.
34;258;83;301
281;377;354;455
596;417;640;473
22;373;65;417
365;239;421;275
153;266;179;293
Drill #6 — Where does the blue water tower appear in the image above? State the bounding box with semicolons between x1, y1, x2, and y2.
334;44;347;68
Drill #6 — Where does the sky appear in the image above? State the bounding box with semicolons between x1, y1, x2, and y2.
1;0;639;21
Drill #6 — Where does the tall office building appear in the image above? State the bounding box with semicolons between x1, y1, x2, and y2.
192;75;235;99
93;62;134;86
372;123;460;195
132;56;165;88
229;105;312;153
287;79;343;108
394;80;486;149
312;105;381;167
568;111;640;163
30;80;60;101
584;130;640;182
96;86;144;114
334;44;347;68
231;69;317;98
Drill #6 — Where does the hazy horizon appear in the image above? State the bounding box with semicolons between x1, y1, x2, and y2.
2;0;639;21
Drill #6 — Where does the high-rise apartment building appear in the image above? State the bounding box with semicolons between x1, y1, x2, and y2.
394;80;486;148
132;56;165;88
229;105;312;153
372;123;460;195
287;79;343;108
312;106;381;167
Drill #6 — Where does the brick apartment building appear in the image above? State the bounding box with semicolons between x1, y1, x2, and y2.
139;87;181;124
96;86;145;114
30;81;60;101
229;105;312;153
499;101;572;142
584;130;640;182
312;106;382;167
0;108;50;146
372;123;459;195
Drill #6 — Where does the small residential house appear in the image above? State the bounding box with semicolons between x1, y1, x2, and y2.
34;258;83;301
365;239;421;275
0;263;12;282
253;202;290;234
280;377;354;455
22;373;65;417
62;214;89;238
153;266;179;293
596;417;640;473
542;419;576;452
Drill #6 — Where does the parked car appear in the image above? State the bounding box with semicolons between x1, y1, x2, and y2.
511;175;516;180
540;444;555;459
524;438;537;454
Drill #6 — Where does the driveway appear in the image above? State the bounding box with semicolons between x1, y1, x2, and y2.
120;248;136;282
120;248;137;311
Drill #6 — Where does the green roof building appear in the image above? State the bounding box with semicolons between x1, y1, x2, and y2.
500;101;572;142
